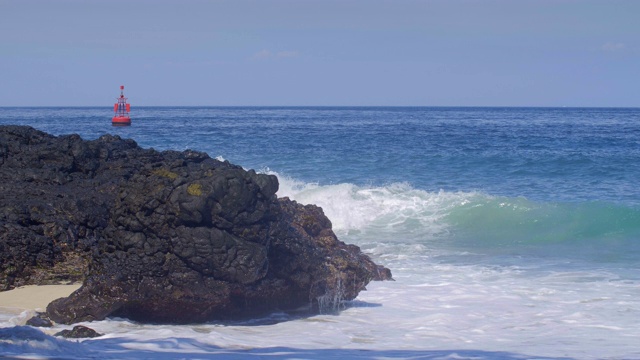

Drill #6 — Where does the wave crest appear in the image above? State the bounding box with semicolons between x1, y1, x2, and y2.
263;169;476;241
261;170;640;262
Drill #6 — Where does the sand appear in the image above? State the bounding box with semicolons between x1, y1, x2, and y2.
0;284;81;313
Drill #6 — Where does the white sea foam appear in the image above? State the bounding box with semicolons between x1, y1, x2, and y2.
3;263;640;359
267;169;476;239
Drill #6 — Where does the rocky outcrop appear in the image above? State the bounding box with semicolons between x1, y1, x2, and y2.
0;125;391;324
55;325;102;338
26;313;53;328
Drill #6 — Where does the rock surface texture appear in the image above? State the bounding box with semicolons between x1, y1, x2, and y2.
0;126;391;324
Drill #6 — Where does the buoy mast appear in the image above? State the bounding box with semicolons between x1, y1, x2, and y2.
112;85;131;126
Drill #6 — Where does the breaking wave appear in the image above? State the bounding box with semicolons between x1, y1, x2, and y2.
266;170;640;263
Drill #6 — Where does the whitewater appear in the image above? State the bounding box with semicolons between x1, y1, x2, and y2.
1;106;640;359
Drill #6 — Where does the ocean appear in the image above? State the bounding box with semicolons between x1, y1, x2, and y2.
1;106;640;359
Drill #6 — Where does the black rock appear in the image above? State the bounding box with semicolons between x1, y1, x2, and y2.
0;125;392;324
25;312;53;327
54;325;102;338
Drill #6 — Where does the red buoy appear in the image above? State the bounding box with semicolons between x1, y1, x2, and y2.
112;85;131;126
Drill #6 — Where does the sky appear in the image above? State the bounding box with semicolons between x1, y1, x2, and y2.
0;0;638;107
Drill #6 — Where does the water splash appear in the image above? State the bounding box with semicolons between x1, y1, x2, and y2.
314;278;345;314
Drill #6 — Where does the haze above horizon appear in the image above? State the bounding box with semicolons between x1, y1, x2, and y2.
1;0;638;107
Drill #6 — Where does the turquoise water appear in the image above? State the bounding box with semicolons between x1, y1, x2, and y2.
2;107;640;359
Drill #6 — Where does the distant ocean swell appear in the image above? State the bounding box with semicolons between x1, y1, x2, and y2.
269;170;640;264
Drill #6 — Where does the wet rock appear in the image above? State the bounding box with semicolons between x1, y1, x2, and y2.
0;125;392;324
26;312;53;327
54;325;102;338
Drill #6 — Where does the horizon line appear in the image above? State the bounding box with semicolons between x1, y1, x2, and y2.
1;105;639;109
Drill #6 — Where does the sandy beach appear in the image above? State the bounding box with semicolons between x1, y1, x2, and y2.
0;284;81;313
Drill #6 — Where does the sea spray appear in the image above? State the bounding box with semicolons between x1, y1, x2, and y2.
270;169;467;237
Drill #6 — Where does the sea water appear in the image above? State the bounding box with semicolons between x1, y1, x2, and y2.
1;107;640;359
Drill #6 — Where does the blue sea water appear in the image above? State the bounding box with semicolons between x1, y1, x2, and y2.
1;106;640;359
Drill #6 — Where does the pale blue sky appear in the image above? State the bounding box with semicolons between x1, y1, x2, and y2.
1;0;638;106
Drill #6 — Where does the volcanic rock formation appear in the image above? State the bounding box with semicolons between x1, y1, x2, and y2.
0;125;391;324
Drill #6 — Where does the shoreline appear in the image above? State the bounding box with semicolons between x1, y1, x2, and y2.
0;284;81;313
